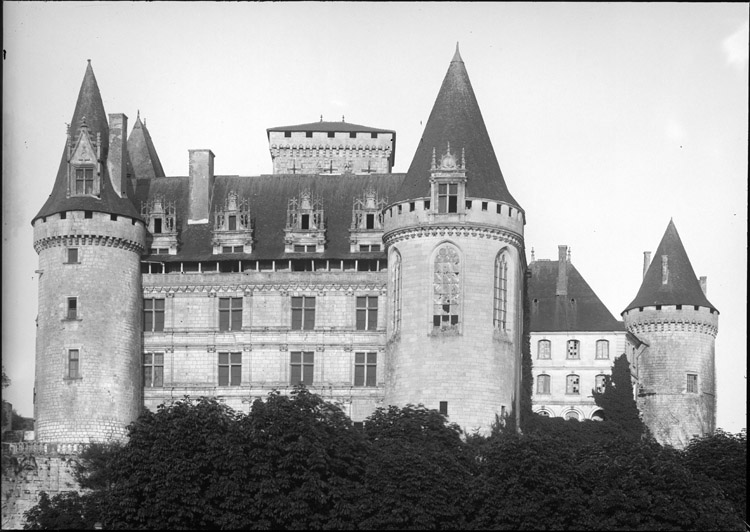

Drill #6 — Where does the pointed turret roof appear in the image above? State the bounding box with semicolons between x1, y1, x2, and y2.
623;220;716;312
391;45;521;208
127;113;165;179
33;61;140;223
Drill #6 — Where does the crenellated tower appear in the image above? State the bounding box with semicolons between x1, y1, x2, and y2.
622;219;718;448
32;61;147;443
383;45;526;434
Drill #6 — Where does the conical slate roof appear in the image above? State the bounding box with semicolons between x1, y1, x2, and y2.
391;45;521;208
127;113;165;179
33;61;140;223
623;220;716;312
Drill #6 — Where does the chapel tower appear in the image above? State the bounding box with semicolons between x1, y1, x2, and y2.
383;46;526;433
32;61;147;443
622;220;718;448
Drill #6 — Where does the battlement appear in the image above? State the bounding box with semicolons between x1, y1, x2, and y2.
623;305;718;337
33;210;146;254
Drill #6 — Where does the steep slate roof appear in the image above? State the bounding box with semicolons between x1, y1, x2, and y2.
132;174;405;261
127;114;165;179
529;260;624;332
623;220;716;312
391;45;521;209
33;62;141;223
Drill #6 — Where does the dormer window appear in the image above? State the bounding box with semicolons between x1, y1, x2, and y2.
212;190;253;255
284;189;326;253
141;195;178;255
349;187;386;252
429;143;467;216
67;117;102;197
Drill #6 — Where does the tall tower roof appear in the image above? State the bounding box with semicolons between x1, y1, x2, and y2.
623;220;716;312
33;61;140;223
391;45;521;208
127;113;165;179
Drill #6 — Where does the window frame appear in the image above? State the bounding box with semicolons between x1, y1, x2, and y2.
432;245;461;330
494;252;509;330
566;374;580;395
356;296;378;331
74;166;95;196
66;247;79;264
290;351;314;385
595;339;610;360
143;352;165;388
67;349;80;379
143;298;165;332
354;351;377;387
219;297;243;331
537;339;551;359
218;352;242;387
566;339;580;359
66;297;78;320
536;374;551;395
437;183;459;213
291;296;316;331
595;374;607;394
686;373;698;393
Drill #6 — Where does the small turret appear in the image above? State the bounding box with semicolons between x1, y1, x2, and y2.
622;219;718;448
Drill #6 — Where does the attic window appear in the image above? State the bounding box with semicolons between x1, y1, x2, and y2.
482;202;488;211
349;132;356;139
466;200;472;210
284;131;291;138
305;132;313;138
437;184;458;213
496;204;502;214
74;167;95;195
409;202;415;212
110;214;118;221
84;211;93;219
371;133;378;139
60;212;67;220
154;218;163;234
366;214;375;229
327;132;335;138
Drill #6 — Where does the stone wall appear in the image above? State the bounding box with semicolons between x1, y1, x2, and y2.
1;443;86;530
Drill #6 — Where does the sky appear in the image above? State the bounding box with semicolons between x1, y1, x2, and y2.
2;2;747;432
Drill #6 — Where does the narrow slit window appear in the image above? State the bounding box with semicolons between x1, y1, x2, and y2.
433;246;460;329
67;297;78;320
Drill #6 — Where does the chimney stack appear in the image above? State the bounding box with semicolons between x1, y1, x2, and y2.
643;251;651;280
556;245;568;296
699;276;707;295
107;113;128;198
188;149;215;224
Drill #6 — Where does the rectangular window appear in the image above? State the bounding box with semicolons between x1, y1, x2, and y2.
67;297;78;320
437;183;458;213
537;340;551;359
293;244;316;252
567;340;580;359
366;213;375;229
219;297;243;331
687;374;698;393
354;352;377;386
596;340;609;359
218;352;242;386
566;375;580;395
291;296;316;330
356;296;378;331
290;351;314;385
349;132;356;139
537;374;550;395
68;349;80;378
75;167;94;195
284;131;292;138
66;248;79;264
327;132;335;138
359;244;381;252
595;374;607;394
424;200;430;210
439;401;448;416
143;353;164;388
482;202;488;211
228;215;237;230
154;218;163;234
143;299;165;332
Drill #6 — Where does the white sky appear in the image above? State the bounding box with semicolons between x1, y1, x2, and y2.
2;2;747;432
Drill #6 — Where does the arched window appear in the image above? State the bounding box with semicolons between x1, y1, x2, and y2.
536;374;550;395
565;410;580;420
537;409;551;417
566;374;580;395
494;252;508;330
433;245;460;329
537;340;551;359
566;339;580;359
391;249;402;333
596;339;609;359
595;374;607;393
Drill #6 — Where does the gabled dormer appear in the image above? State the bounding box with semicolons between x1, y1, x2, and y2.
66;116;103;198
429;143;467;216
212;190;253;254
349;186;386;252
141;195;178;255
284;189;326;253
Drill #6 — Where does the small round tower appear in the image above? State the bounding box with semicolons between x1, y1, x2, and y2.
622;220;718;448
32;62;146;443
383;46;526;434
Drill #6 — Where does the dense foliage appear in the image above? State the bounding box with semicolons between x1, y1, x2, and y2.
23;388;745;530
592;353;646;438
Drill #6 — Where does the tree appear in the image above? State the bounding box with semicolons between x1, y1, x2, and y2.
592;353;646;438
358;404;475;530
23;491;99;530
682;429;747;522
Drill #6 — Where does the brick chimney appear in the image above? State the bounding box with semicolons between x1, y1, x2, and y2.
699;276;707;295
556;245;568;296
188;149;215;224
107;113;128;198
643;251;651;280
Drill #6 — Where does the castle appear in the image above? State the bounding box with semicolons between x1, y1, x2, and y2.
31;46;718;448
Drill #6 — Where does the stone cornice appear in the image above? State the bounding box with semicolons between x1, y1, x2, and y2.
143;281;386;296
626;319;718;338
384;223;523;248
34;233;145;254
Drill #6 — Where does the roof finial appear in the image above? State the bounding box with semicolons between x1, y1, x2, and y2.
137;109;140;121
320;114;323;122
342;115;345;123
567;247;571;262
452;42;463;63
531;247;535;262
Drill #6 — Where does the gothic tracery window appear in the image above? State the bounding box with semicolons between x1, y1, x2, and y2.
433;245;460;329
391;249;402;333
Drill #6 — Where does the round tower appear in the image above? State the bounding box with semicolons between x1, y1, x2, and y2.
383;46;526;434
622;220;718;448
32;62;146;443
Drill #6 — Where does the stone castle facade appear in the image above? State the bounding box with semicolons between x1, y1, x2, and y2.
30;47;719;448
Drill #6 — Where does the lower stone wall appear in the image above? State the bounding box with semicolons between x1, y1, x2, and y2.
1;443;85;530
